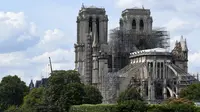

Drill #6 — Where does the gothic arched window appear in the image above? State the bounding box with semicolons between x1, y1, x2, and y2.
89;17;92;33
96;17;100;42
140;19;144;31
132;19;136;30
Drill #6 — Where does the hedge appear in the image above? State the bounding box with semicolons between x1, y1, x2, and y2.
69;103;200;112
148;104;198;112
69;104;117;112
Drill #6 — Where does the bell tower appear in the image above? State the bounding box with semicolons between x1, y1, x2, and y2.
119;7;153;33
75;5;108;84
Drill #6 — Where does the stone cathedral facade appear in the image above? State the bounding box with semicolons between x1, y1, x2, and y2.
74;5;197;104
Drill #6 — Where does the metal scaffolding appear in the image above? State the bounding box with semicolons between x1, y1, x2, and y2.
107;27;170;72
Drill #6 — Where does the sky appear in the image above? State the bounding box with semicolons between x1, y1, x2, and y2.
0;0;199;85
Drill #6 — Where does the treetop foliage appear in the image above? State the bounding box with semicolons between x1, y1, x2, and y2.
43;70;102;112
83;85;103;104
48;70;81;86
0;75;28;111
179;83;200;102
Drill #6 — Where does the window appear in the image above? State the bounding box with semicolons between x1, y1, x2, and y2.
89;17;92;33
157;62;160;78
132;19;136;30
96;17;100;42
140;19;144;30
161;63;164;79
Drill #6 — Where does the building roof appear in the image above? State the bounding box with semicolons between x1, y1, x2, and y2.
121;7;151;16
142;48;168;53
130;48;171;58
35;78;48;88
131;48;168;54
87;5;98;8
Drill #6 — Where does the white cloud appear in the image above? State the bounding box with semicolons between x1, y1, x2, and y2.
0;48;75;84
30;48;75;84
189;52;200;64
31;48;74;65
188;52;200;73
41;29;65;44
37;29;75;51
0;52;28;68
164;18;190;32
0;26;75;84
116;0;143;8
0;12;37;42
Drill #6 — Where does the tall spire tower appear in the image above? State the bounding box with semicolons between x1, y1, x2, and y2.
75;5;108;84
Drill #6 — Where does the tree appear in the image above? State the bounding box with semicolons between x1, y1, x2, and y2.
117;87;143;103
21;87;45;112
5;105;21;112
83;85;103;104
58;83;85;112
48;70;81;86
44;70;82;111
180;83;200;101
0;75;28;110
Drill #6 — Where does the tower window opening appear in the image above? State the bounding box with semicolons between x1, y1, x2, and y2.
148;62;153;75
96;17;100;42
132;19;136;30
89;17;93;33
157;62;160;78
120;19;123;29
161;62;164;79
140;19;144;31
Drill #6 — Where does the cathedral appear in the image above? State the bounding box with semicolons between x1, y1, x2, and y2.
74;5;197;104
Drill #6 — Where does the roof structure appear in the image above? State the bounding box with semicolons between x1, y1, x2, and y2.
130;48;169;55
139;48;168;53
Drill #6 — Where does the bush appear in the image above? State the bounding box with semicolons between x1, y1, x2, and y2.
148;103;198;112
69;104;117;112
83;85;103;104
69;103;200;112
117;100;148;112
163;98;195;105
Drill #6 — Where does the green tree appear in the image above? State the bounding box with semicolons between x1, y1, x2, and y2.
0;75;28;110
83;85;102;104
117;87;143;103
180;83;200;101
48;70;81;86
21;87;45;112
5;105;21;112
58;83;85;112
44;70;82;111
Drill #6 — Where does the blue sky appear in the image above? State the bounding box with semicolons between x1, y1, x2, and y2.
0;0;199;84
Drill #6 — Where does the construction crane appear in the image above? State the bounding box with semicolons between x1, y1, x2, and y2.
49;57;53;75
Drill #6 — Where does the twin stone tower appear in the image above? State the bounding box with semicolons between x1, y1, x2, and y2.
75;6;152;84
